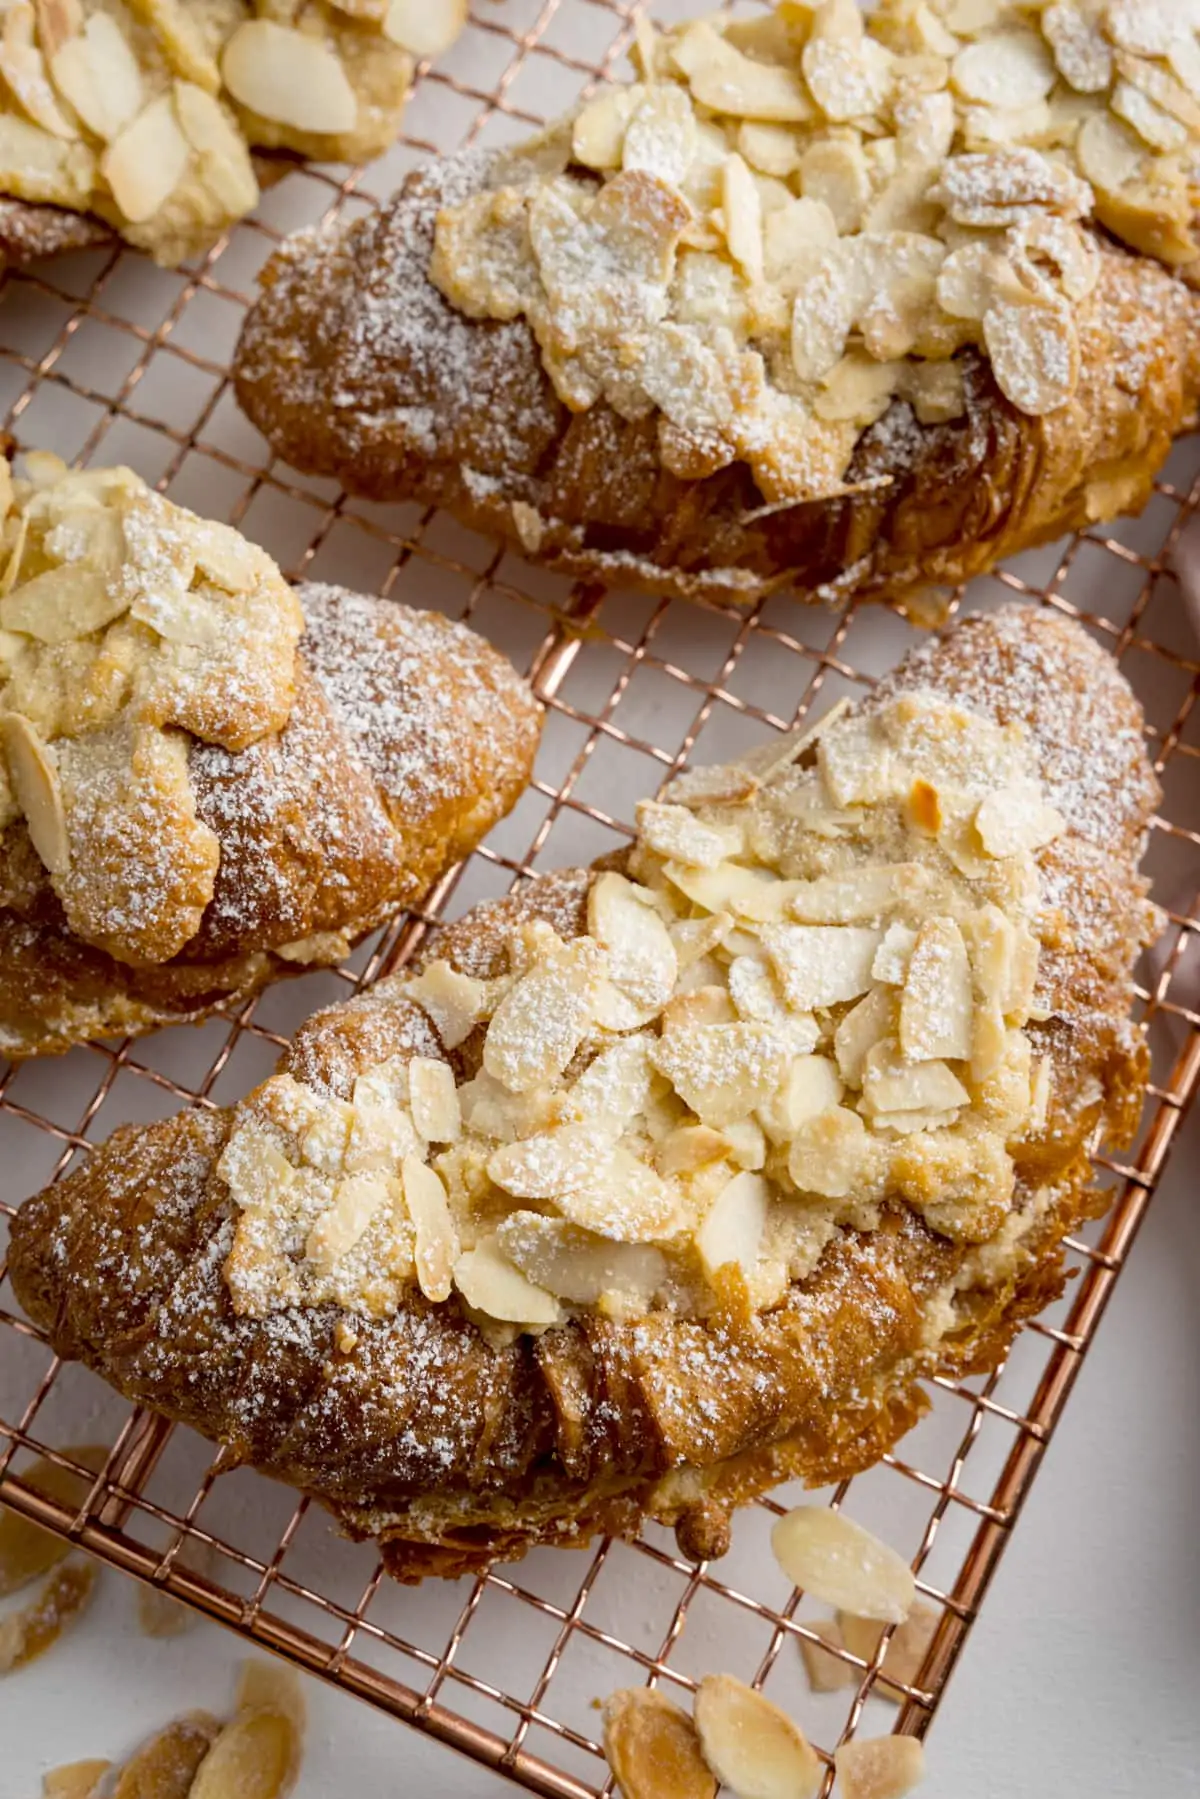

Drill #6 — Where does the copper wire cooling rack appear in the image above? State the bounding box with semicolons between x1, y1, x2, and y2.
1;3;1200;1794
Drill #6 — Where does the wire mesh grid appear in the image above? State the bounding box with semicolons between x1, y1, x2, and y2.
0;2;1198;1793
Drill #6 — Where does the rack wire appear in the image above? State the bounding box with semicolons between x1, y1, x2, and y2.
0;2;1198;1794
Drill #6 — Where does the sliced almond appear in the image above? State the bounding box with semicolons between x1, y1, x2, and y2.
975;780;1064;856
833;1735;927;1799
173;80;258;216
488;1123;613;1200
588;871;678;1029
573;86;639;170
101;94;190;224
637;801;737;869
899;917;972;1062
1112;78;1188;152
623;84;697;187
33;0;83;59
128;0;222;90
2;564;127;641
48;11;143;141
758;923;881;1010
694;1674;821;1799
553;1146;681;1242
666;859;794;923
221;20;358;136
695;1169;768;1287
0;711;69;876
0;16;77;140
727;954;788;1025
787;1105;881;1198
720;150;764;283
603;1688;716;1799
42;1762;112;1799
651;1022;786;1130
671;21;813;124
497;1212;665;1305
453;1235;561;1326
771;1507;915;1622
839;1602;939;1700
1041;4;1112;93
383;0;466;58
305;1172;393;1273
983;291;1078;416
408;1055;461;1143
188;1706;298;1799
113;1715;222;1799
860;1039;969;1116
758;1055;843;1142
0;1446;105;1598
951;30;1055;108
738;120;802;176
799;1618;855;1693
0;1557;97;1674
570;1036;656;1128
405;960;493;1050
0;108;94;205
401;1156;458;1303
484;938;603;1091
802;37;893;122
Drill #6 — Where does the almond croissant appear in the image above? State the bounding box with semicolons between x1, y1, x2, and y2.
8;605;1160;1578
0;457;540;1057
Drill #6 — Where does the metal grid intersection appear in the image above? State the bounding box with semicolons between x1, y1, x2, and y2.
0;3;1198;1794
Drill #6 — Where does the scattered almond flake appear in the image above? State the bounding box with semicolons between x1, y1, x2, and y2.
787;1105;882;1198
112;1716;222;1799
694;1674;821;1799
975;780;1065;855
833;1735;927;1799
670;911;735;967
42;1761;112;1799
623;84;697;186
0;1556;97;1674
839;1602;939;1700
408;1056;461;1142
404;961;493;1050
135;1538;216;1638
721;150;764;283
603;1688;716;1799
835;987;894;1087
1042;3;1113;93
488;1123;614;1200
188;1706;297;1799
799;1618;855;1693
666;762;758;809
305;1172;393;1273
402;1156;458;1303
0;1446;106;1597
861;1040;970;1117
573;85;639;169
787;864;924;924
727;954;788;1025
235;1658;307;1767
48;12;143;141
802;35;893;122
695;1170;769;1287
771;1507;916;1621
484;938;604;1091
758;1055;842;1143
454;1235;561;1326
553;1146;682;1242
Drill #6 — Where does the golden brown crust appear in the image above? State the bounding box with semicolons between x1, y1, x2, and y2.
233;148;1200;608
7;607;1159;1579
0;582;541;1056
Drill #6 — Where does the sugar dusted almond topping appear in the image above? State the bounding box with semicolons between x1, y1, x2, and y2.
760;923;882;1010
589;870;678;1028
405;960;494;1049
799;1617;855;1692
100;93;189;224
975;780;1064;856
671;21;813;124
0;710;69;875
833;1735;927;1799
498;1212;665;1305
47;11;143;142
383;0;467;59
603;1688;716;1799
402;1156;458;1303
899;917;973;1062
652;1021;787;1129
113;1716;221;1799
221;20;358;135
408;1055;461;1142
0;1446;105;1598
771;1507;916;1621
693;1674;821;1799
484;937;604;1091
0;1556;97;1674
454;1235;561;1326
695;1169;769;1286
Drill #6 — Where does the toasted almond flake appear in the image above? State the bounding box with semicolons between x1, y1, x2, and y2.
135;1537;216;1638
975;781;1064;855
218;1115;297;1202
900;917;973;1062
623;84;697;186
695;1169;768;1287
671;21;813;124
1042;4;1112;93
803;37;893;122
33;0;82;59
1105;0;1187;58
112;1715;222;1799
553;1146;681;1241
488;1123;613;1200
42;1761;112;1799
738;120;802;176
47;11;143;141
401;1156;458;1303
787;1105;881;1197
221;20;358;135
758;923;881;1010
569;1036;656;1128
1076;107;1145;191
693;1674;821;1799
497;1212;665;1305
861;1039;969;1116
666;762;758;808
101;94;189;223
188;1706;298;1799
484;938;603;1091
454;1235;561;1326
651;1021;786;1129
0;1446;106;1598
305;1172;393;1273
0;564;127;641
603;1688;716;1799
758;1055;842;1142
983;290;1078;416
0;710;69;876
405;960;492;1050
771;1507;915;1621
408;1056;461;1142
799;1618;855;1693
173;79;258;211
951;31;1055;108
720;151;764;283
588;871;678;1028
839;1602;939;1700
834;986;894;1087
1112;77;1188;151
727;954;788;1025
573;86;639;169
833;1735;926;1799
636;800;737;868
383;0;466;58
0;1557;97;1674
237;1653;308;1748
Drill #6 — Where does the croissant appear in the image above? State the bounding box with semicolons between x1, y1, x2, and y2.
233;0;1200;610
9;605;1161;1579
0;456;540;1057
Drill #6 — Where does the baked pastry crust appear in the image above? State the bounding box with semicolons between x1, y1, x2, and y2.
8;607;1160;1578
233;0;1200;608
0;461;540;1056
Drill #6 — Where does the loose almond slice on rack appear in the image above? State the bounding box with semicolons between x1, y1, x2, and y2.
113;1715;222;1799
135;1537;217;1638
602;1688;716;1799
189;1686;301;1799
833;1735;926;1799
798;1618;855;1693
839;1603;939;1701
0;1556;97;1674
0;1445;106;1596
694;1674;822;1799
42;1761;112;1799
771;1507;916;1622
